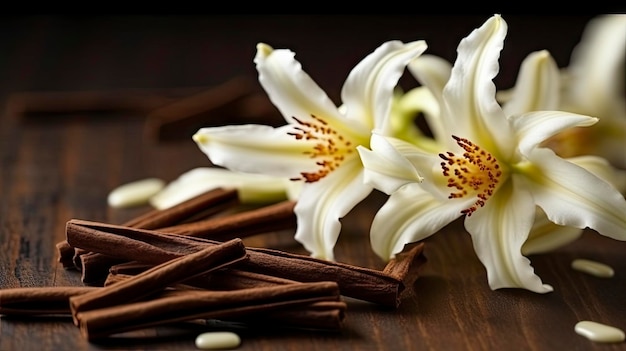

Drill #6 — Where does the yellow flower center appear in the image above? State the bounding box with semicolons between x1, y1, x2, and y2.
439;135;502;216
287;114;354;183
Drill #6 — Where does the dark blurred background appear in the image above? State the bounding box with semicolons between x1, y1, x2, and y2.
0;14;603;103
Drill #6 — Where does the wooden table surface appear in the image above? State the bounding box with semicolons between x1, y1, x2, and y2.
1;14;624;351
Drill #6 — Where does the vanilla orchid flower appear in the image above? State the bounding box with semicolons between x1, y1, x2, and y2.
149;167;299;210
357;14;626;293
193;40;427;260
500;14;626;170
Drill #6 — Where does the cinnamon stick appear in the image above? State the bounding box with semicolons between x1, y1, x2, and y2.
65;219;426;307
0;286;98;316
231;300;347;331
160;200;296;240
56;240;77;269
106;264;300;291
121;187;240;229
76;281;342;340
69;238;248;324
56;187;241;277
0;285;346;334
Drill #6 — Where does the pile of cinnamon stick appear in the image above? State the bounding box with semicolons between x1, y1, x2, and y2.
0;188;426;341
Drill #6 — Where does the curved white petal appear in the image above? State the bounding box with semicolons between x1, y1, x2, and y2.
294;158;372;261
566;15;626;113
254;43;363;135
523;148;626;240
194;125;321;177
370;183;466;260
407;54;452;106
149;167;289;210
392;87;441;146
567;155;626;193
509;111;598;158
442;14;514;157
522;208;583;255
466;180;553;293
406;54;451;143
341;40;427;133
502;50;560;116
357;134;424;194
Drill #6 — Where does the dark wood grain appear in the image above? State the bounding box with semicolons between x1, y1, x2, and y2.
1;14;624;351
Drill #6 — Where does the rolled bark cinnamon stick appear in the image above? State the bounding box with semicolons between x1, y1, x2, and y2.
76;281;342;340
160;200;296;240
122;187;240;229
106;264;299;291
56;187;241;273
69;238;248;324
0;286;98;316
231;300;347;331
66;219;426;307
56;240;77;269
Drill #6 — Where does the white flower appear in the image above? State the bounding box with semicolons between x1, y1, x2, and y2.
149;167;298;210
357;14;626;293
502;14;626;169
193;40;427;260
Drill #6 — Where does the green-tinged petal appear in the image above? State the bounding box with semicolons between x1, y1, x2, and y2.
509;111;598;158
405;54;451;142
522;148;626;240
370;183;467;260
566;15;626;114
294;158;372;261
522;208;582;255
394;86;444;147
466;180;553;293
149;167;290;210
357;133;424;195
254;43;365;137
407;54;452;106
193;125;320;178
442;14;514;157
502;50;560;116
341;40;427;133
567;155;626;193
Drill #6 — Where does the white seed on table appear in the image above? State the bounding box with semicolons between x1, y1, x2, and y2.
107;178;165;208
571;258;615;278
575;321;625;343
195;331;241;350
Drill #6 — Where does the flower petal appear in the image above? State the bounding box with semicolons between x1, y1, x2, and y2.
293;158;372;261
254;43;360;134
442;14;514;157
357;133;424;195
509;111;598;158
369;183;465;260
390;87;440;145
502;50;560;116
566;15;626;114
522;208;582;255
149;167;290;210
405;54;452;142
465;180;553;293
407;54;452;106
523;148;626;240
193;124;320;178
567;155;626;193
341;40;427;133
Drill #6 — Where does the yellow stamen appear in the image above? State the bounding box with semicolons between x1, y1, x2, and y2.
439;135;502;216
287;114;353;183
